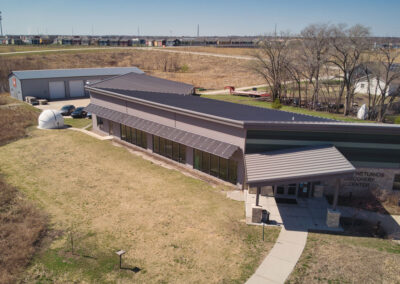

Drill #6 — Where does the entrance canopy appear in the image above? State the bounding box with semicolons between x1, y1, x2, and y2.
245;145;355;186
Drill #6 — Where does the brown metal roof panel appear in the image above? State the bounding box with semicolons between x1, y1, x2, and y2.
245;146;355;184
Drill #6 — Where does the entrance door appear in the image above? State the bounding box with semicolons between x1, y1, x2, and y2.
298;182;310;198
275;184;297;199
49;81;66;99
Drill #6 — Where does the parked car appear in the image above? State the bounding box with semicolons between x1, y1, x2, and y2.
71;107;87;118
60;105;75;116
86;112;92;119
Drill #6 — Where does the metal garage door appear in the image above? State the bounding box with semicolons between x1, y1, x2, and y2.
69;80;84;97
49;81;66;99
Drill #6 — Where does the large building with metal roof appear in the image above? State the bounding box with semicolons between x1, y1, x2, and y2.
85;72;400;215
8;67;144;101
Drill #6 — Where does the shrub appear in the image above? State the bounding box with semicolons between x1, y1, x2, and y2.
180;64;189;73
394;116;400;124
271;98;282;109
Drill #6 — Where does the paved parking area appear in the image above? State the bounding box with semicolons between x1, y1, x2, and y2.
34;98;91;111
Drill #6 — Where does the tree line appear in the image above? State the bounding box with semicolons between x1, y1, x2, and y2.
252;23;400;122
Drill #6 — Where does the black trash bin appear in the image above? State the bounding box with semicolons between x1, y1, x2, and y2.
261;210;270;224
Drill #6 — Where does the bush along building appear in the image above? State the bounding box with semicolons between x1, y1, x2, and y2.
85;72;400;226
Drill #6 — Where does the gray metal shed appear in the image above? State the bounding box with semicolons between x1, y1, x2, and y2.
8;67;144;101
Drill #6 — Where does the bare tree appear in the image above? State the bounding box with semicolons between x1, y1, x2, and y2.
251;33;291;100
328;24;370;115
300;23;331;108
364;49;400;121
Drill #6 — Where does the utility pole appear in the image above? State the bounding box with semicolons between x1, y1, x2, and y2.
197;24;199;37
0;11;3;36
137;26;140;36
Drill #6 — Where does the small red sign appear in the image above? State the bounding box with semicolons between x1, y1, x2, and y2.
12;77;16;87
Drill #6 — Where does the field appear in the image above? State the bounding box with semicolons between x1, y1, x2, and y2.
0;126;279;283
0;93;40;145
287;232;400;283
0;48;264;92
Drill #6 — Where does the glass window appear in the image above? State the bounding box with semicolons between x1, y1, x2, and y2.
153;136;159;153
276;185;284;195
141;131;147;148
202;152;210;173
97;116;103;125
228;160;237;184
194;149;202;170
126;127;132;143
219;158;228;181
159;137;166;156
210;155;219;177
132;128;138;145
120;124;126;141
165;140;173;158
288;184;297;195
179;144;186;163
393;174;400;191
172;142;179;161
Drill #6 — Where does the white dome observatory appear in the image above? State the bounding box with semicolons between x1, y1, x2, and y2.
38;110;64;129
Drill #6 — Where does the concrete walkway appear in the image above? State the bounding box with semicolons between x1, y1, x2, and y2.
244;192;344;284
246;228;308;284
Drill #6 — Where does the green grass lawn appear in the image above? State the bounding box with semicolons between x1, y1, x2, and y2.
0;129;279;283
201;94;375;123
64;118;92;129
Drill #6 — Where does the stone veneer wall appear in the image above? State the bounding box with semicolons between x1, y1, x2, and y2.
324;167;400;196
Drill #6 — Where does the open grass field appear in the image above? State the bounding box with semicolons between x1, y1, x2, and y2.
0;48;264;92
201;94;374;123
287;232;400;283
64;117;92;129
0;128;279;283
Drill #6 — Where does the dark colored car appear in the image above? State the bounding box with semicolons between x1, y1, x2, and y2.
71;107;87;118
60;105;75;116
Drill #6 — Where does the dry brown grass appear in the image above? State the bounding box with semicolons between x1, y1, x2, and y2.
287;232;400;283
0;94;39;145
0;49;264;92
0;177;47;284
166;46;255;56
0;129;279;283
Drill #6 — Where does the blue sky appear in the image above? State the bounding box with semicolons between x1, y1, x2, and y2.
1;0;400;36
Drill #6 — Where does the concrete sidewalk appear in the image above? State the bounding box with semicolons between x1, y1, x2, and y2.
246;228;308;284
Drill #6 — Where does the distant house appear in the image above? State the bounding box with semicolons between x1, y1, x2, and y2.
61;37;72;45
354;63;400;96
81;37;90;46
72;36;81;45
109;37;120;46
119;38;130;46
98;38;109;46
166;38;180;46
